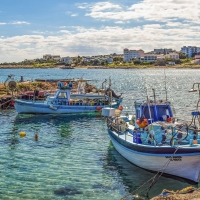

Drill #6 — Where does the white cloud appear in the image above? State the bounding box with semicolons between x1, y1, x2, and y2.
59;26;67;28
115;21;130;24
11;21;30;25
84;0;200;24
1;23;200;62
71;14;78;17
89;2;121;12
0;22;6;25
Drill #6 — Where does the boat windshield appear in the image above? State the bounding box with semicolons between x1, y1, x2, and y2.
58;92;67;98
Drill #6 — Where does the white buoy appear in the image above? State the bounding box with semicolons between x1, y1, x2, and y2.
101;107;115;117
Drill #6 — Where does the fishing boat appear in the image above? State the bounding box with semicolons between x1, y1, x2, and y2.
102;86;200;183
14;80;122;114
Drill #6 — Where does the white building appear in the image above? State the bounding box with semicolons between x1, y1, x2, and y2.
123;48;144;62
168;61;176;65
61;57;72;64
181;46;200;58
43;54;61;61
165;53;179;60
154;48;173;54
140;54;157;62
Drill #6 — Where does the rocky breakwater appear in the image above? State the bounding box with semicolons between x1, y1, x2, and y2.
151;186;200;200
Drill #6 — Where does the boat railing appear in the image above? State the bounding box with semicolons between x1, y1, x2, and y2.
107;117;195;146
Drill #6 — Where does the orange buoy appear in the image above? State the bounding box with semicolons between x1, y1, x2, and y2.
35;134;38;141
96;106;102;111
167;117;172;122
11;100;15;106
118;106;123;111
136;118;148;128
136;119;140;125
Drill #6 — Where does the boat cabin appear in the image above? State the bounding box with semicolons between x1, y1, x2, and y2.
135;100;173;123
45;89;71;105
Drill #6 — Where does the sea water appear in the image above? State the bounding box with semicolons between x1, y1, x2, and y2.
0;68;199;199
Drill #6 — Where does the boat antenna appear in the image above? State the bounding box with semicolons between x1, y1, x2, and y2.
164;66;168;101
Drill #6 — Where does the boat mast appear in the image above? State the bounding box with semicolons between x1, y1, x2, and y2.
109;77;112;107
164;66;168;101
145;87;153;125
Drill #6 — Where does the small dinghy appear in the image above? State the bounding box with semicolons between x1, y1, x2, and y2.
102;85;200;182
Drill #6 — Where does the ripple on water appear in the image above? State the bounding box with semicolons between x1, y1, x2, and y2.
0;69;199;199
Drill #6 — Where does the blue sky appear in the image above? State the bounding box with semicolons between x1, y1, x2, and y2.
0;0;200;62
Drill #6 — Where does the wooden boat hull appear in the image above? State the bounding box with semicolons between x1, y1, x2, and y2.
108;130;200;183
14;100;120;114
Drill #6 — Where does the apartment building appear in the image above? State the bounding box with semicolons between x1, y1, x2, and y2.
43;54;61;61
181;46;200;58
154;48;173;54
61;57;72;64
165;53;179;60
123;48;144;62
140;54;157;62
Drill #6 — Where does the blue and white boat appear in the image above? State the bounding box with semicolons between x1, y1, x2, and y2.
14;85;122;114
102;86;200;182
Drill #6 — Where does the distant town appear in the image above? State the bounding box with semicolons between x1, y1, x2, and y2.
1;46;200;68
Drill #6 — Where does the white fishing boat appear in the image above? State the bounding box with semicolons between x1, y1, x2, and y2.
14;81;122;114
102;86;200;182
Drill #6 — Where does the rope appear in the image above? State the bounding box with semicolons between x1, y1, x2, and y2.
0;98;12;109
120;147;180;200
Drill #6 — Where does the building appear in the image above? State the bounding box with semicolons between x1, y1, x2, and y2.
43;54;52;60
181;46;200;58
165;53;179;60
168;61;176;65
140;54;157;62
123;48;144;62
195;55;200;60
157;55;166;60
61;57;72;64
43;54;61;61
106;57;113;63
154;48;173;54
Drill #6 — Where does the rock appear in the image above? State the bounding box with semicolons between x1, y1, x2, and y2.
54;187;82;196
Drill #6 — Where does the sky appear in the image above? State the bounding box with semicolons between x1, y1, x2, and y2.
0;0;200;62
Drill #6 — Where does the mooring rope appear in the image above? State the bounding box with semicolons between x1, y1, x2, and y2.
120;146;180;200
0;98;12;110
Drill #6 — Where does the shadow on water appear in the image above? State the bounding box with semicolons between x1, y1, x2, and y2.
14;112;102;125
102;142;198;199
0;112;103;152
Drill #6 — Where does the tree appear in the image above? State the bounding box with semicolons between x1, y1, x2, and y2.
179;52;188;59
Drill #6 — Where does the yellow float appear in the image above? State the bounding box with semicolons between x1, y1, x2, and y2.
20;131;26;138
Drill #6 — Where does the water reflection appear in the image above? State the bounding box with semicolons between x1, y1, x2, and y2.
104;142;196;199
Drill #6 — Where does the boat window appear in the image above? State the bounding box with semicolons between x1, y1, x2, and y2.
157;107;170;118
58;92;67;98
143;106;155;119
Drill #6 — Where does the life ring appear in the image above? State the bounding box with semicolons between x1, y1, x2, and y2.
136;118;148;128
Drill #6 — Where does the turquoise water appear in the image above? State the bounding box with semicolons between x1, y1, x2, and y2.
0;68;200;199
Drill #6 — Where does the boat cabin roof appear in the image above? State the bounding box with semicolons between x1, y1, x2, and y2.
135;100;173;122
